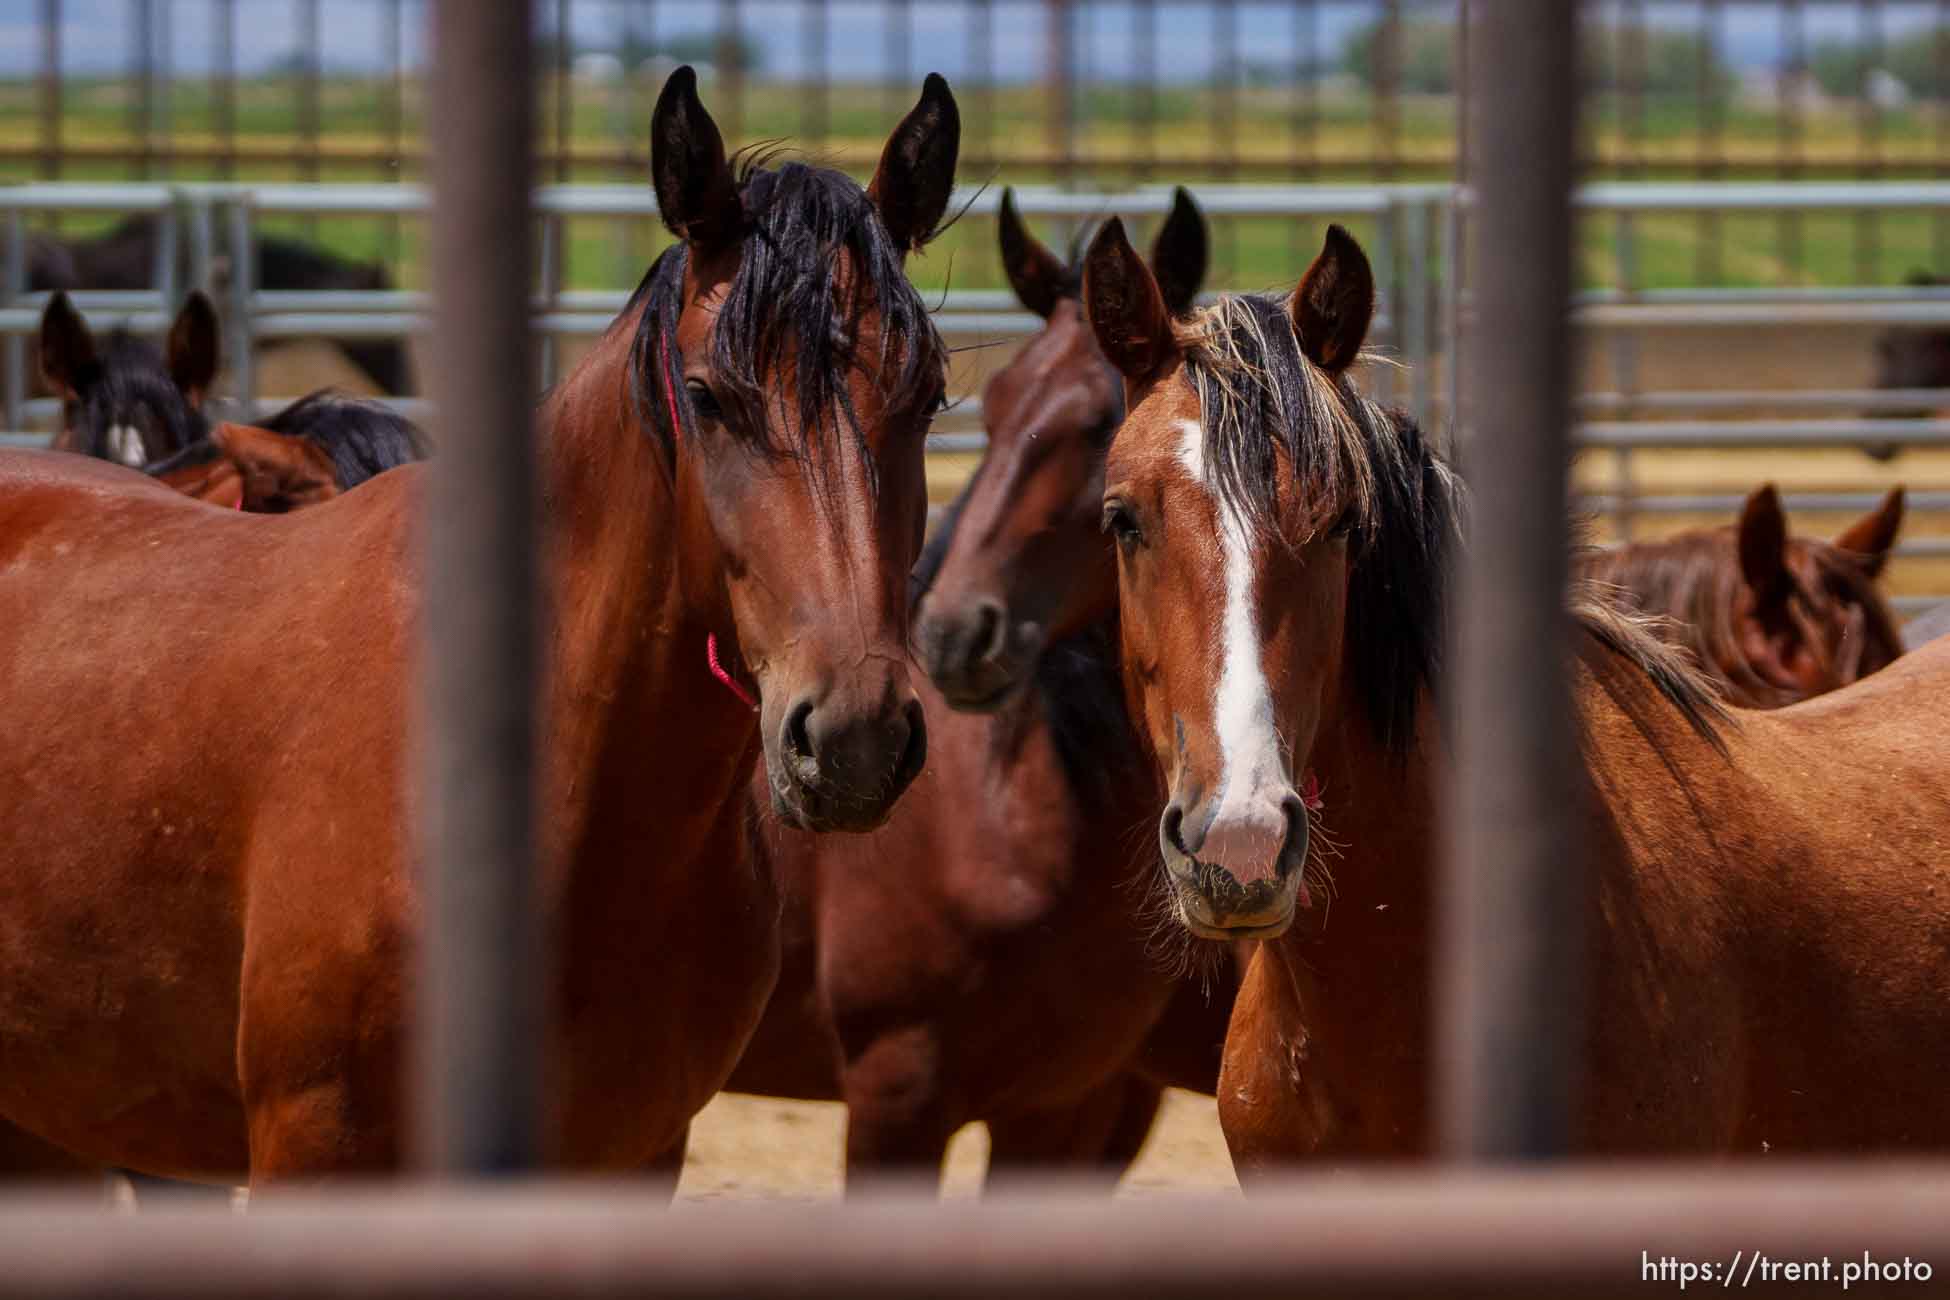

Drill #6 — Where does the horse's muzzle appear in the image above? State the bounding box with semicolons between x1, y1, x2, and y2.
769;688;928;832
1158;787;1309;939
913;593;1042;713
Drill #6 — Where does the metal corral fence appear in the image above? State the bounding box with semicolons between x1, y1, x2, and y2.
7;1;1950;287
0;4;1947;1295
5;175;1949;602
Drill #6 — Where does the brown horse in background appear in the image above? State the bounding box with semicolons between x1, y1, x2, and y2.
40;289;428;511
1580;484;1905;707
727;187;1239;1190
0;66;957;1183
1083;217;1950;1169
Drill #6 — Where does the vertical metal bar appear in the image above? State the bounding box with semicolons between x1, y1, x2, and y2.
1444;0;1584;1163
1048;0;1074;186
154;204;179;309
1856;0;1882;284
1780;0;1803;279
227;198;255;409
886;0;912;124
1620;0;1644;182
215;0;236;181
131;0;153;179
1612;208;1638;540
300;0;322;238
386;0;405;267
1214;0;1238;280
1374;205;1396;405
154;0;172;178
717;0;743;145
1376;0;1401;181
187;194;214;296
971;0;993;180
4;212;25;433
419;0;543;1177
1405;195;1431;428
538;214;560;388
1938;0;1950;272
1136;0;1156;183
1696;0;1721;284
804;0;829;149
1440;190;1462;428
38;0;61;180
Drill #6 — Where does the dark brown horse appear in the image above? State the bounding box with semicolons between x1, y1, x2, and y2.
40;289;428;511
1579;484;1905;707
725;187;1236;1190
0;66;956;1184
1083;218;1950;1167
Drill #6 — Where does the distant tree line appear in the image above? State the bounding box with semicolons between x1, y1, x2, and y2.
1342;17;1734;98
1809;28;1949;100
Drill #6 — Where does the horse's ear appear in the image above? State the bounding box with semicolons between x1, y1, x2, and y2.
213;422;340;512
1289;224;1374;376
167;291;221;406
1737;484;1792;605
869;73;960;255
1834;485;1904;579
998;187;1068;320
38;291;96;399
650;65;743;253
1149;186;1208;319
1084;217;1176;384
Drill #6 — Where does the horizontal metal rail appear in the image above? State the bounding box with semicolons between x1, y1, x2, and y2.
0;1169;1945;1299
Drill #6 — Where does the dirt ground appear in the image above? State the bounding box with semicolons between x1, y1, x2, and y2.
675;1089;1239;1201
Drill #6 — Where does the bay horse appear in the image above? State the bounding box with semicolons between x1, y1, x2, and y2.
1578;484;1905;707
0;65;957;1184
1082;217;1950;1167
726;187;1238;1190
40;290;429;511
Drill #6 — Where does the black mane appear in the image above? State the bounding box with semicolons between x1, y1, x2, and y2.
629;156;947;490
258;391;430;487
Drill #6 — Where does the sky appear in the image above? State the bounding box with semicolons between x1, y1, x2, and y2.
0;1;1940;83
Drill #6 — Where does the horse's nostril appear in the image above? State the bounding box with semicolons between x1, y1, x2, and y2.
785;697;816;762
1161;803;1193;858
893;697;928;789
972;599;1007;665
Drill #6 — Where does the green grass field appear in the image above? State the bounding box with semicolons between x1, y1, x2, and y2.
3;75;1947;295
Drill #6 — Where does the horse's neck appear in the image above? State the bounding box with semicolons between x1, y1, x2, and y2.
1258;674;1444;1155
535;319;758;889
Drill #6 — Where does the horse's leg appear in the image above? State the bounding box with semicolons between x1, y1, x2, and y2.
640;1123;690;1201
839;1027;957;1195
983;1074;1164;1195
1215;945;1316;1182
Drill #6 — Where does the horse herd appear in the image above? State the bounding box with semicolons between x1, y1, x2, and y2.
1;66;1946;1196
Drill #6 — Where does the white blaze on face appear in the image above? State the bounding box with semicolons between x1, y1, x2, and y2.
107;425;145;468
1175;418;1292;881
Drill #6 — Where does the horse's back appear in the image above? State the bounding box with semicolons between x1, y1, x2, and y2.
0;449;422;1176
1703;639;1950;1147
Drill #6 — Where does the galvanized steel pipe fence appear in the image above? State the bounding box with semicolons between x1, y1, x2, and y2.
4;176;1947;602
2;2;1950;1293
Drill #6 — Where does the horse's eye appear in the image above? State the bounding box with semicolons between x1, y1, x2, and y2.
685;379;723;422
1102;498;1144;550
1326;507;1356;539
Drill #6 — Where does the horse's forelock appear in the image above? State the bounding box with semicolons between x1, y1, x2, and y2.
631;158;945;500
